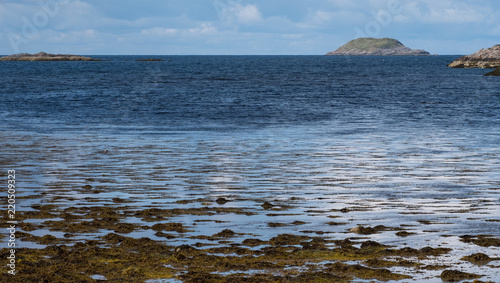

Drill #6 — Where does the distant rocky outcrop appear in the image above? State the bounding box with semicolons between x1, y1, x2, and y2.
136;58;164;62
0;52;101;61
448;45;500;68
326;38;430;56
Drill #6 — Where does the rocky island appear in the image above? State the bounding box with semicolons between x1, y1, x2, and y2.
326;38;430;56
0;52;101;61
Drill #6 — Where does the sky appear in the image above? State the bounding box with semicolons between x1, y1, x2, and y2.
0;0;499;55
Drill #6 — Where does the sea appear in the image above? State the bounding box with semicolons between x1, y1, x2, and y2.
1;55;499;281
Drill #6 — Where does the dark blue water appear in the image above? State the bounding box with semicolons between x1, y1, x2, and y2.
1;56;498;134
1;56;500;281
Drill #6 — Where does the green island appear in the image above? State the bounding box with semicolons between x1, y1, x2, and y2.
326;38;430;56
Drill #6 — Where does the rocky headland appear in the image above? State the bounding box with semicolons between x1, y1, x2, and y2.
447;45;500;68
0;52;101;61
326;38;430;56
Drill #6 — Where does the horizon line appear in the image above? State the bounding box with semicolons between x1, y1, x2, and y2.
0;53;464;56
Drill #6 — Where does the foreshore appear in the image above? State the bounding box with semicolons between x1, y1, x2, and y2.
2;202;499;282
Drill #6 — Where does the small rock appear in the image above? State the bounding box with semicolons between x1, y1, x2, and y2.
350;226;377;235
103;233;126;244
268;222;287;228
241;238;264;247
262;202;274;210
361;241;385;249
327;221;348;226
216;197;229;205
395;231;413;237
174;253;186;261
213;229;236;238
269;234;305;246
174;245;195;253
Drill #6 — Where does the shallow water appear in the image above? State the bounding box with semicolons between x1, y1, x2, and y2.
1;56;499;281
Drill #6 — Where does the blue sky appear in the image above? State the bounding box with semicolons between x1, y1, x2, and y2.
1;0;499;55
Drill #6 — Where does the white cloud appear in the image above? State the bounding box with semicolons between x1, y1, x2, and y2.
327;0;361;9
45;29;98;45
141;27;178;36
141;23;217;38
405;1;488;24
189;23;217;35
218;4;263;24
235;5;262;23
308;10;367;25
313;10;335;23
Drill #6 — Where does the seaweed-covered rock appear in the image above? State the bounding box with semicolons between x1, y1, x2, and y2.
213;229;236;238
261;201;274;209
440;269;482;282
459;235;500;247
350;226;377;235
269;234;306;246
461;253;493;265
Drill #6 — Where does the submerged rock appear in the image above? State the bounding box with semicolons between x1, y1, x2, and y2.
485;67;500;76
326;37;430;56
448;45;500;68
0;52;101;61
215;197;229;205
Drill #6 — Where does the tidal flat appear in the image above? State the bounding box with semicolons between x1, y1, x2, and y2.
1;125;499;282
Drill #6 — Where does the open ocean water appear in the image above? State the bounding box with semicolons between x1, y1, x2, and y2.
1;55;499;281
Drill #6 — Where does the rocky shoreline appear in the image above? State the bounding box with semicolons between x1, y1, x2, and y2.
0;52;101;61
448;45;500;68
